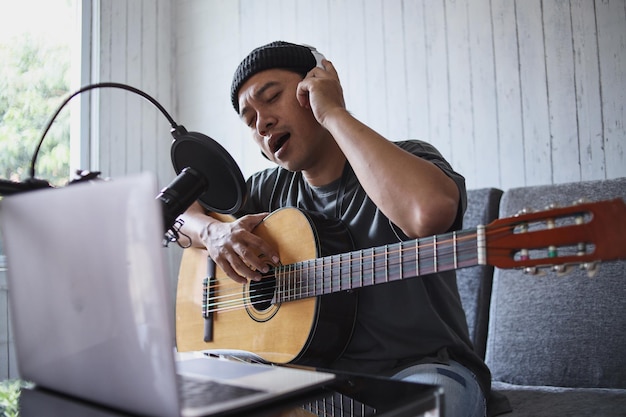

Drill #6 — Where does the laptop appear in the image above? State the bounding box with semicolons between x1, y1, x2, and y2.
0;172;335;417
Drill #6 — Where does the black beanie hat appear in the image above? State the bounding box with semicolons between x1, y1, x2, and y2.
230;41;317;113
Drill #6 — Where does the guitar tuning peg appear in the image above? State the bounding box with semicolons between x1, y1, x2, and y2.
523;266;545;276
516;207;533;216
581;262;599;278
523;266;538;275
573;198;591;205
553;264;573;277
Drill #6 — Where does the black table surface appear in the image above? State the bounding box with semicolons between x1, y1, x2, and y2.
19;372;443;417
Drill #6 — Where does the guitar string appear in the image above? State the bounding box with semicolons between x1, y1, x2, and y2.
204;234;483;313
202;237;475;311
206;239;469;291
203;230;484;313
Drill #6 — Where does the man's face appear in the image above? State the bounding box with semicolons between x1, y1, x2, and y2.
237;68;327;172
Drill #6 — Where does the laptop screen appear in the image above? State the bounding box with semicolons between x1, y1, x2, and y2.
0;173;182;417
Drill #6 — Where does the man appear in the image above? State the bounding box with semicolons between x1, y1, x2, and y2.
181;41;505;417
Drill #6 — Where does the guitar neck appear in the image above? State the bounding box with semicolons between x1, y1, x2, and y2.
274;227;484;302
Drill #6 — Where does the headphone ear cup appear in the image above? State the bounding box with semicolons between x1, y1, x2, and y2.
301;44;325;69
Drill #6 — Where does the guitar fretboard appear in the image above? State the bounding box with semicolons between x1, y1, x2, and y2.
274;228;483;302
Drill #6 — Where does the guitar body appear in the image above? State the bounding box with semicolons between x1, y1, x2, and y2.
176;208;357;366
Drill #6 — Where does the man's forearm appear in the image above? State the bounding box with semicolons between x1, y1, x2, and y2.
322;109;459;238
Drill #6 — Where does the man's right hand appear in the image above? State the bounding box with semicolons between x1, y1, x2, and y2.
200;213;280;284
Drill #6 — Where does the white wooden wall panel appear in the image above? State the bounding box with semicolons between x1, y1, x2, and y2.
336;0;366;128
140;0;159;174
363;1;389;137
597;0;626;180
572;0;605;181
518;1;553;186
383;0;409;141
126;0;143;174
175;0;242;171
98;0;112;175
423;1;452;163
96;0;174;186
95;0;179;295
169;0;625;191
108;1;128;176
492;1;526;189
544;0;579;184
446;0;475;184
469;0;499;187
403;1;429;142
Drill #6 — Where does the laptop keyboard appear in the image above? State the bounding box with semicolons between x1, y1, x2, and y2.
177;375;265;409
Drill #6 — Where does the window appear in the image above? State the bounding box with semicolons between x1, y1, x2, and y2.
0;0;80;382
0;0;78;187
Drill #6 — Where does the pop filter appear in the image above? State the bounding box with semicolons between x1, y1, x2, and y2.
170;126;247;214
1;81;248;240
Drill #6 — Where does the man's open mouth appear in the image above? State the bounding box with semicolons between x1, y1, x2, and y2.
271;133;291;154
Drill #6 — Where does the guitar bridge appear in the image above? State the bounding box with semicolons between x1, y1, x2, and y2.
202;276;210;319
202;258;217;342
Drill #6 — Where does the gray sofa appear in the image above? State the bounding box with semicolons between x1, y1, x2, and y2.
459;178;626;416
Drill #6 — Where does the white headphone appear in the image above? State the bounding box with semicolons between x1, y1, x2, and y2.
302;44;326;69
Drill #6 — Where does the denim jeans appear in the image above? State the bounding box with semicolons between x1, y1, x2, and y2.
392;360;486;417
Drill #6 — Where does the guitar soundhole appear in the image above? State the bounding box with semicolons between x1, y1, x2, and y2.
244;275;279;322
249;276;276;311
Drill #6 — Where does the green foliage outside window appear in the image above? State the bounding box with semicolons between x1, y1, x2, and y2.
0;33;71;187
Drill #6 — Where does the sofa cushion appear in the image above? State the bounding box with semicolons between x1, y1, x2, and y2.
492;381;626;417
485;178;626;388
457;188;503;359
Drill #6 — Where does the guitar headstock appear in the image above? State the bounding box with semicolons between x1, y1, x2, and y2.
485;198;626;274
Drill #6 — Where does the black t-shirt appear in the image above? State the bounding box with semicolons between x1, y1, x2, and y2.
236;140;492;398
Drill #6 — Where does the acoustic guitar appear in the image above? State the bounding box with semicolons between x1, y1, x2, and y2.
176;199;626;366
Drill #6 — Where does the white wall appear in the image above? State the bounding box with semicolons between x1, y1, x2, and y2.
90;0;626;208
175;0;626;191
95;0;175;185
